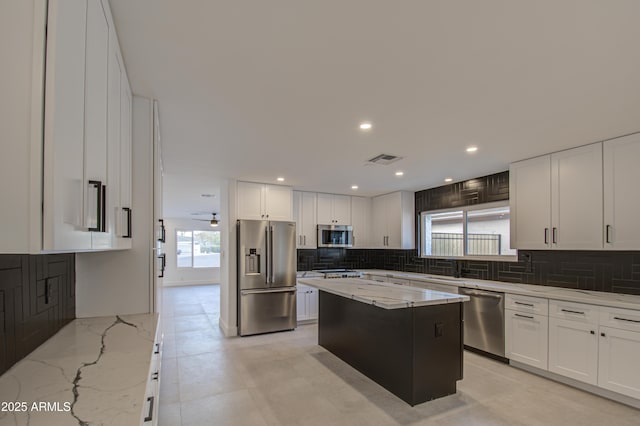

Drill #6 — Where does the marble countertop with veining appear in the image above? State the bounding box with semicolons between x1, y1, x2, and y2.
297;277;469;309
0;313;158;426
359;270;640;311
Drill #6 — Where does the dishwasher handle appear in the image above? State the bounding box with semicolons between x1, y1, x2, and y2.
460;288;503;299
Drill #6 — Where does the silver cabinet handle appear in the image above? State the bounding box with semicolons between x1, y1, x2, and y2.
241;288;296;295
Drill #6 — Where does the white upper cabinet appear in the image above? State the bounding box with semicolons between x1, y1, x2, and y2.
237;182;292;221
317;193;351;225
603;133;640;249
293;191;317;248
371;191;415;249
42;0;92;251
510;143;603;250
350;196;371;248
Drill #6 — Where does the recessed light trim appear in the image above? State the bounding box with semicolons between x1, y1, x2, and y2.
359;122;372;130
395;171;404;176
351;185;359;190
276;177;285;182
466;146;478;153
444;178;453;182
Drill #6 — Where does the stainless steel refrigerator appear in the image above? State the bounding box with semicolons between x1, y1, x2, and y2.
237;219;297;336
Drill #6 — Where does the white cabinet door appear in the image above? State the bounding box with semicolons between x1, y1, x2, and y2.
551;143;603;249
385;192;403;248
293;191;317;248
237;182;265;220
118;74;133;247
316;194;351;225
85;0;110;249
371;195;387;248
351;196;371;248
307;288;318;321
316;193;335;225
264;184;292;221
106;30;122;248
505;310;549;370
332;195;351;225
603;133;640;249
548;317;599;385
42;0;92;251
296;284;309;321
598;326;640;399
509;155;552;249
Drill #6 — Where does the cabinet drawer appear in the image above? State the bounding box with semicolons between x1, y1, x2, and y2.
599;307;640;332
549;300;599;323
506;294;548;315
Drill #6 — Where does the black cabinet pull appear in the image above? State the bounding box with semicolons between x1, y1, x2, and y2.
552;227;557;244
158;254;166;278
606;225;612;244
152;371;159;381
153;343;160;354
514;301;534;307
561;308;585;315
590;330;595;335
87;181;102;231
613;316;640;324
514;313;534;320
123;207;132;238
601;332;606;337
157;219;165;242
144;396;154;422
101;184;106;232
544;228;549;244
44;279;49;305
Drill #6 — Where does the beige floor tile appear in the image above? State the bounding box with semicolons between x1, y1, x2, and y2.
180;389;268;426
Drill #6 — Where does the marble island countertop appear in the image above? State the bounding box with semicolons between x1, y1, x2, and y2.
359;270;640;311
0;313;158;426
297;277;469;309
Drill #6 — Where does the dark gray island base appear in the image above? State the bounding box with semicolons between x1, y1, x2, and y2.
318;290;463;406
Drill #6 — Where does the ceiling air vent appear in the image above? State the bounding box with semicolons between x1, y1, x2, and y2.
367;153;403;166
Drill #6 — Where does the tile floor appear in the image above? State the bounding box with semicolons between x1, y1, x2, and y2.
158;285;639;426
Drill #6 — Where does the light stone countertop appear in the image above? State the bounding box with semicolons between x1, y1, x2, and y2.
0;313;158;426
297;277;469;309
359;269;640;311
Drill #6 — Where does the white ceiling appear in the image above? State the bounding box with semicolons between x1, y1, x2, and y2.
109;0;640;219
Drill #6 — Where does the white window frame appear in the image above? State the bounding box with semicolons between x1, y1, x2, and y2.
176;229;221;269
418;201;517;261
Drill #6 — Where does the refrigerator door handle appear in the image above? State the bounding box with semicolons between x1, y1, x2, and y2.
269;225;275;284
265;225;270;284
241;288;296;295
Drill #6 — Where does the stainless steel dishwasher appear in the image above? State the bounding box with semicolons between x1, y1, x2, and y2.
458;287;505;358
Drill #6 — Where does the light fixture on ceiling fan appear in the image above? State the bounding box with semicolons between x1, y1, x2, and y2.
193;212;219;227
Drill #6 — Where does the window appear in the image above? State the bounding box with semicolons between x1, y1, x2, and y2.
176;230;221;268
420;202;516;258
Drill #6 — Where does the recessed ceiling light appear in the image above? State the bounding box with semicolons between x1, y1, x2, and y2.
466;146;478;153
395;171;404;176
359;122;372;130
200;193;215;198
351;185;359;190
444;178;453;182
277;177;285;182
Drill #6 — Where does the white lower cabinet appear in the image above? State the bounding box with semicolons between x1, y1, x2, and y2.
597;307;640;399
505;294;549;370
142;322;162;425
297;283;318;323
548;300;599;385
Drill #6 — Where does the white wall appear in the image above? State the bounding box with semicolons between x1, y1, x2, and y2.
75;96;155;317
163;218;221;286
219;179;237;336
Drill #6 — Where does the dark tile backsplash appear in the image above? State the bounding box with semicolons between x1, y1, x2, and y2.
297;169;640;296
297;249;640;296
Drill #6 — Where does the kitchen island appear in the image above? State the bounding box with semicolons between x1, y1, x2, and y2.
297;277;469;406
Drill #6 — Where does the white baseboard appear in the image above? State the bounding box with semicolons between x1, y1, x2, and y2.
163;280;219;287
218;316;237;337
510;361;640;410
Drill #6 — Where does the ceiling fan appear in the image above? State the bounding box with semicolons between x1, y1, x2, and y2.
193;212;219;227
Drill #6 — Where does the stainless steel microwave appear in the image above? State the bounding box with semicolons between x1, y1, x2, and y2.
317;225;353;248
